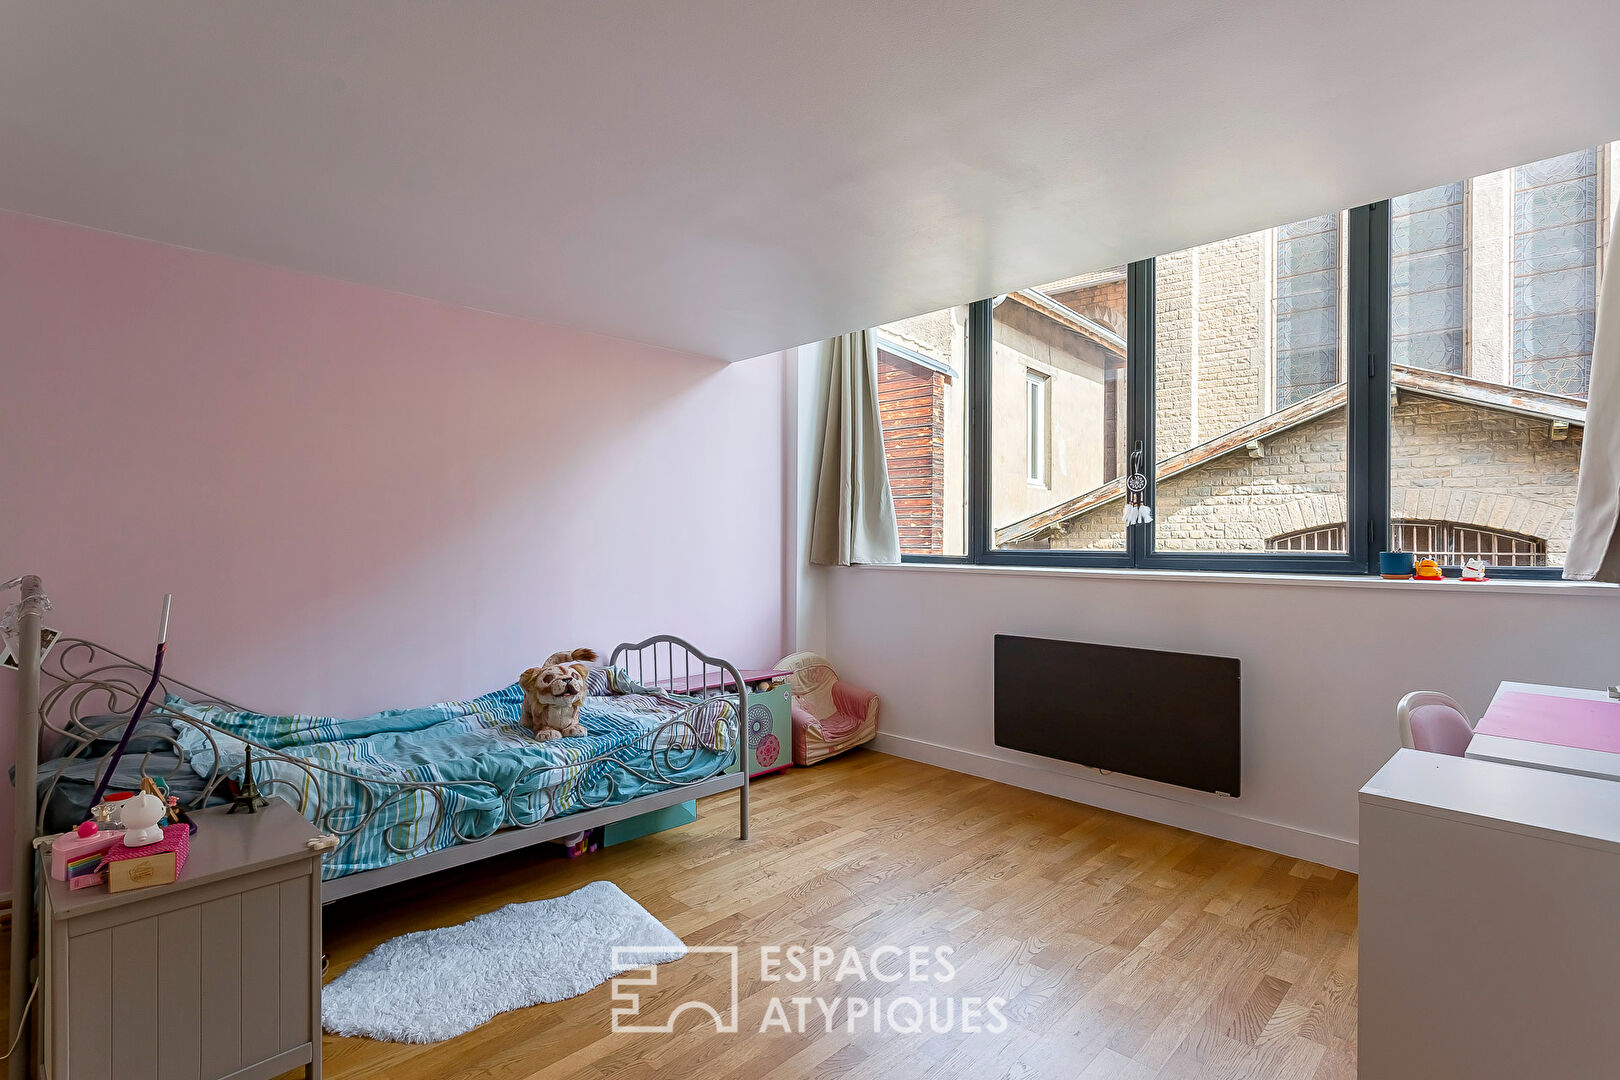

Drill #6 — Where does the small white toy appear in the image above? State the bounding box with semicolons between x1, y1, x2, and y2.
118;791;168;848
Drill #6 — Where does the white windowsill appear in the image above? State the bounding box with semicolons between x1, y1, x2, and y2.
853;560;1620;597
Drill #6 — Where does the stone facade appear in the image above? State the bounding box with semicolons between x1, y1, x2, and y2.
1387;397;1581;561
1154;233;1283;458
1040;395;1582;562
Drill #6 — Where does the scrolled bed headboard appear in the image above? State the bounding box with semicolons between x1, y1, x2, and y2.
39;635;244;742
7;574;49;1079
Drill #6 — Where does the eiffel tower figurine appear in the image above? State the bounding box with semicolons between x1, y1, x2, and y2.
227;746;270;814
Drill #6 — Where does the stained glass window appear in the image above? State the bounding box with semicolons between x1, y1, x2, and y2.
1391;182;1465;373
1274;214;1342;407
1512;148;1600;397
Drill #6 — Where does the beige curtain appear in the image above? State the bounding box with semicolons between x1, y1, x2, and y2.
810;331;901;565
1566;233;1620;580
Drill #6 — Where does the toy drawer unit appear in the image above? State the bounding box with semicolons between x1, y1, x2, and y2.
741;677;792;777
39;802;324;1080
663;667;793;778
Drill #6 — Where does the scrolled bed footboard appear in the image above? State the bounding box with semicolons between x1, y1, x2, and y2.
611;634;750;841
29;634;751;878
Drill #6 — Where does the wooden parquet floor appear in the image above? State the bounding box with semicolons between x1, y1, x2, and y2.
0;750;1351;1078
306;750;1356;1079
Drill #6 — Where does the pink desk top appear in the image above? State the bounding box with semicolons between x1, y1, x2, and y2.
661;668;791;694
1475;690;1620;755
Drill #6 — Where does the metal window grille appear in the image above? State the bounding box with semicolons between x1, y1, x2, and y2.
1268;521;1545;566
1267;525;1347;552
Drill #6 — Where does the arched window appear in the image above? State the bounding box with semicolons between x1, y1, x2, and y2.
1267;525;1347;552
1392;521;1546;567
1267;521;1547;566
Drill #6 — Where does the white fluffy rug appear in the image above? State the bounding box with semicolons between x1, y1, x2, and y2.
322;880;686;1043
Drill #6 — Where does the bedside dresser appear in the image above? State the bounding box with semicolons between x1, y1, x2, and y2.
40;800;324;1080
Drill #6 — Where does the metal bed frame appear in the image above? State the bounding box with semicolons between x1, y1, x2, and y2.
4;574;749;1078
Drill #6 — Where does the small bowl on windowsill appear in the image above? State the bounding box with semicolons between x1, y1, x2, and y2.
1379;551;1416;579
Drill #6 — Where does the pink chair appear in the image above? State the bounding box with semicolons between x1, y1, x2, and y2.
1396;690;1475;756
776;652;879;766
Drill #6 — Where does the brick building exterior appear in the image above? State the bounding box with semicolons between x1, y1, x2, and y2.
875;351;947;554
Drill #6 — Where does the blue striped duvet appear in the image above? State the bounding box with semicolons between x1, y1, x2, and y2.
168;671;733;879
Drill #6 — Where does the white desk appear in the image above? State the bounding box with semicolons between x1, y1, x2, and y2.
1360;750;1620;1080
1463;680;1620;782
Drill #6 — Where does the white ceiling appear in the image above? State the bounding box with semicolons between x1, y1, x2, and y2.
4;2;1619;362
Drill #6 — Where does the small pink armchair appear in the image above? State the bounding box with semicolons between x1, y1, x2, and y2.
777;652;879;766
1396;690;1475;757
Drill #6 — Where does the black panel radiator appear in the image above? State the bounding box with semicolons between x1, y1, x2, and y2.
994;635;1241;797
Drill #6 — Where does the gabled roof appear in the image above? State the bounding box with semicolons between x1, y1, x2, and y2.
994;366;1586;545
1391;365;1586;424
874;333;958;378
1001;290;1126;354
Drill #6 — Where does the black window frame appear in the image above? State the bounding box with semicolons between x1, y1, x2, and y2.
900;199;1565;580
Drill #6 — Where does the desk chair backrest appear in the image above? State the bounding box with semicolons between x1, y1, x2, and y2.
1397;690;1474;756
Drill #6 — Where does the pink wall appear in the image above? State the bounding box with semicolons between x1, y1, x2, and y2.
0;212;787;891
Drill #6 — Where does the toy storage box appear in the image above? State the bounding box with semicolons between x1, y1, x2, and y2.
603;801;698;846
660;668;794;778
741;677;792;777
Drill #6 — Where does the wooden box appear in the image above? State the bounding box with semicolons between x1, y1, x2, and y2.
105;849;178;892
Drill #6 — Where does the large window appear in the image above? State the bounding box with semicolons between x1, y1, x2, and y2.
1385;146;1612;570
988;270;1129;553
876;141;1612;576
1151;218;1350;556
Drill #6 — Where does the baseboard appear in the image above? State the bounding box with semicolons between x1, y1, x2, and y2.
870;732;1358;872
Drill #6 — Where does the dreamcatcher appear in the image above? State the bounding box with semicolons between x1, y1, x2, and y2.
1122;443;1153;526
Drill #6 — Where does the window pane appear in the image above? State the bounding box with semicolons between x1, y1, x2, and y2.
989;268;1129;552
1153;217;1350;554
1388;142;1614;569
1025;372;1048;484
874;307;970;556
1391;181;1466;373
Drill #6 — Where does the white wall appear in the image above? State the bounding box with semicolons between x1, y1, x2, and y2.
823;564;1620;870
